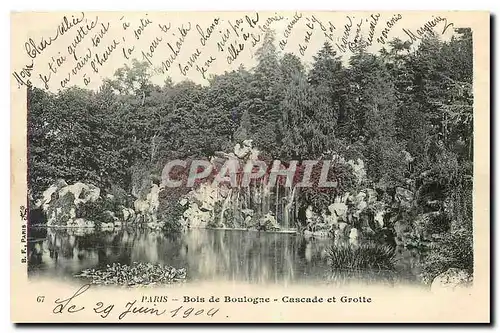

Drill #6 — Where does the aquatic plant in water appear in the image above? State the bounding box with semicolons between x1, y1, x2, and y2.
327;243;396;271
75;262;187;286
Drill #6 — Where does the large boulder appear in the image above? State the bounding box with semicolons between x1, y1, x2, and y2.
258;212;280;231
134;199;150;215
59;182;100;206
374;210;385;228
132;182;164;227
36;180;102;226
234;142;251;159
233;139;259;160
305;205;315;222
36;179;68;211
349;227;360;246
181;183;220;228
182;202;212;228
328;200;348;222
431;268;472;293
353;192;367;219
393;219;418;247
241;208;254;218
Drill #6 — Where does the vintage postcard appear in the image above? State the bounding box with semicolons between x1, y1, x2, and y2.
11;11;490;323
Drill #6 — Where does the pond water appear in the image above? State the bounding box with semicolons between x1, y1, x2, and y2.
28;227;423;286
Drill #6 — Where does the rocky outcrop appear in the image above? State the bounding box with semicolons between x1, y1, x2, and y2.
36;179;68;212
328;196;349;224
395;187;414;209
67;217;95;229
178;141;262;230
173;142;397;237
431;268;472;292
349;228;359;246
181;183;219;228
233;139;260;160
59;182;101;206
258;212;280;231
121;206;136;223
35;179;159;230
319;184;392;241
33;146;418;239
36;180;101;226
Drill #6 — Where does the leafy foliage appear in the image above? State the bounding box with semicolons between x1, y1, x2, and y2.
420;228;473;283
75;262;186;286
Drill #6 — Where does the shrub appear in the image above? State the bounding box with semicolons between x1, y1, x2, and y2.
158;189;188;234
75;197;117;227
420;228;473;283
109;184;130;206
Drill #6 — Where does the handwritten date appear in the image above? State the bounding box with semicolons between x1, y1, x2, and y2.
49;284;220;320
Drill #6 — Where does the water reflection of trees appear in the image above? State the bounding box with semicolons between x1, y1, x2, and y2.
28;227;419;285
28;228;335;283
181;230;337;284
